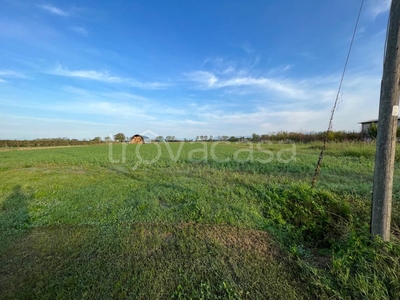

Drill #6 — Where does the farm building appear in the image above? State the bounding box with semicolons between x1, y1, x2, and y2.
129;135;150;144
359;117;400;134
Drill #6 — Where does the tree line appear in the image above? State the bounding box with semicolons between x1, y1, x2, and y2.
0;130;372;148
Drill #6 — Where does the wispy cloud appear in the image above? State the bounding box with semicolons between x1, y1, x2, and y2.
281;65;292;72
221;77;303;98
71;26;88;36
49;64;169;89
0;70;26;82
186;71;218;87
51;64;122;82
37;4;68;16
0;70;26;78
368;0;390;18
240;41;255;54
0;67;381;139
186;70;304;98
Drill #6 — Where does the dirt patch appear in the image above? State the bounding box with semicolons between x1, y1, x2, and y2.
127;222;279;257
198;224;275;255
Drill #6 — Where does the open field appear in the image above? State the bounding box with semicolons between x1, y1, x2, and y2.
1;142;400;299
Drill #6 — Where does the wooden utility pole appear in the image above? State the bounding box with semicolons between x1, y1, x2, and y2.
371;0;400;242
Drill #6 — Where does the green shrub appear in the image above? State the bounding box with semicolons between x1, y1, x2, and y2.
262;184;351;248
260;185;400;299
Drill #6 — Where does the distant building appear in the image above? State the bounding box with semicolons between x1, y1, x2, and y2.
359;117;400;134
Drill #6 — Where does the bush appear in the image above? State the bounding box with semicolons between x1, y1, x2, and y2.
260;184;400;299
262;184;351;248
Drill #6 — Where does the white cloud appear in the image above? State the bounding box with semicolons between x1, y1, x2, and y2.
51;64;122;82
49;64;169;89
38;4;68;16
182;64;381;135
0;68;379;139
281;65;293;72
369;0;390;18
219;77;303;98
0;70;26;78
186;71;305;98
186;71;218;87
71;26;88;36
0;70;26;83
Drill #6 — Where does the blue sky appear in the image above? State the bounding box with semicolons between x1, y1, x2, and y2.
0;0;391;140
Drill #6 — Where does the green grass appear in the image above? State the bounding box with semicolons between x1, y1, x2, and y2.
0;142;399;299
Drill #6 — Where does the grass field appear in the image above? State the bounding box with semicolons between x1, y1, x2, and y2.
1;142;400;299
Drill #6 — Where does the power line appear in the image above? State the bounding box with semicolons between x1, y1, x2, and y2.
311;0;365;188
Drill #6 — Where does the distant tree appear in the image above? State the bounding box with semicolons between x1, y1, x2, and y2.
195;136;199;141
200;135;204;141
228;136;238;142
252;133;260;142
155;136;164;142
114;133;126;142
209;135;213;141
165;135;172;142
203;135;208;141
171;136;176;141
92;136;102;143
104;136;111;142
368;123;378;139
